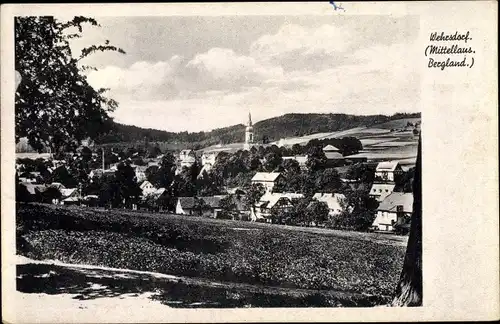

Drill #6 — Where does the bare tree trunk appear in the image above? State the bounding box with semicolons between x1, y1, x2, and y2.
392;136;422;306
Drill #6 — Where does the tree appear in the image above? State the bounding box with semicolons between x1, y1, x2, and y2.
336;137;363;156
197;170;224;196
314;168;342;192
263;152;283;172
279;158;301;174
392;137;422;306
193;198;211;217
291;144;302;155
153;152;176;188
290;197;313;226
219;195;237;220
114;163;141;208
40;186;62;204
305;146;327;172
333;188;379;231
16;183;32;203
147;144;162;158
15;16;125;154
395;168;415;193
80;146;93;161
306;200;330;226
50;165;78;187
145;165;160;183
243;183;266;214
346;163;375;183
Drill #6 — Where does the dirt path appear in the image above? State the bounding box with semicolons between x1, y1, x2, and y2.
12;254;391;321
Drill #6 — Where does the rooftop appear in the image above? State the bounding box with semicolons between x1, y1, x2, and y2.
323;144;340;152
376;161;400;172
251;172;282;182
377;192;414;213
258;192;304;209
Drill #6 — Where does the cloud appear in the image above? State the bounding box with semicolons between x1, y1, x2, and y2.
87;48;284;100
187;48;282;81
87;56;183;99
250;23;351;70
86;21;420;132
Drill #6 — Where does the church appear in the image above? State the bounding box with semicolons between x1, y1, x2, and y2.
243;112;254;150
199;112;260;155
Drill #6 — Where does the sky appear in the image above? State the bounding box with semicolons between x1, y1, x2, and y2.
69;15;420;132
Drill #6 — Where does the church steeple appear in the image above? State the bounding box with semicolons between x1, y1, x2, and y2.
244;111;254;150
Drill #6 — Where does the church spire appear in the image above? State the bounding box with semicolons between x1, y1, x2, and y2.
248;112;252;127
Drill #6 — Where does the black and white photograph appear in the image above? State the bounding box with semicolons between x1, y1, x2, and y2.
2;2;497;323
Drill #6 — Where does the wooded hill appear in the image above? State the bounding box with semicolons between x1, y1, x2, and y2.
96;112;421;148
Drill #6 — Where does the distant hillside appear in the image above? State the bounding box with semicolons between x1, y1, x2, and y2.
96;112;421;148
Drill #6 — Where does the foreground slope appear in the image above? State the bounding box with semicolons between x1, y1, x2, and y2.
17;204;406;307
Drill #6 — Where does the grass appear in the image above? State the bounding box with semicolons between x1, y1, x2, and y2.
17;203;407;307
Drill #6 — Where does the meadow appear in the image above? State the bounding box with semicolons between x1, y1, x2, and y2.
17;203;407;307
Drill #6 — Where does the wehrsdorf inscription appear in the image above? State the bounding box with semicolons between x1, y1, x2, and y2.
426;31;475;70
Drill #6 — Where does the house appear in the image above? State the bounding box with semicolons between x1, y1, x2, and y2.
147;161;160;168
226;194;251;220
175;197;196;215
144;188;169;212
21;183;48;201
374;161;403;183
251;192;304;222
251;172;283;192
198;151;220;176
201;151;219;167
59;188;81;205
323;145;345;166
372;192;414;232
343;155;368;164
311;193;348;217
323;144;341;154
179;149;197;169
81;195;99;207
369;183;396;202
103;169;116;177
132;165;148;182
175;196;226;218
140;180;157;196
282;155;308;168
201;196;226;218
51;159;66;168
48;182;66;191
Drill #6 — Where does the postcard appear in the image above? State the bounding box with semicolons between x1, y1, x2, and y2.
1;2;498;323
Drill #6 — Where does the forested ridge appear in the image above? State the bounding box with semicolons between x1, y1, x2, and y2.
96;112;421;146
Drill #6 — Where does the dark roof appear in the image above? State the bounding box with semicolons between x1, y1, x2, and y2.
177;197;196;209
177;196;227;209
231;195;247;211
200;196;226;209
325;152;344;160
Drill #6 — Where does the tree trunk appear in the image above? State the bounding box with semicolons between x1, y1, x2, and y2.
391;136;422;306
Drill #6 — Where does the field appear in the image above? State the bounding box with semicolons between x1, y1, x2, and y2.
268;118;420;169
16;203;407;308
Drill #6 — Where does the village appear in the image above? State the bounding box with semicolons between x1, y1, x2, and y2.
16;112;417;234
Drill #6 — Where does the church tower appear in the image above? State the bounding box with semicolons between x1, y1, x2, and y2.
244;112;254;150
